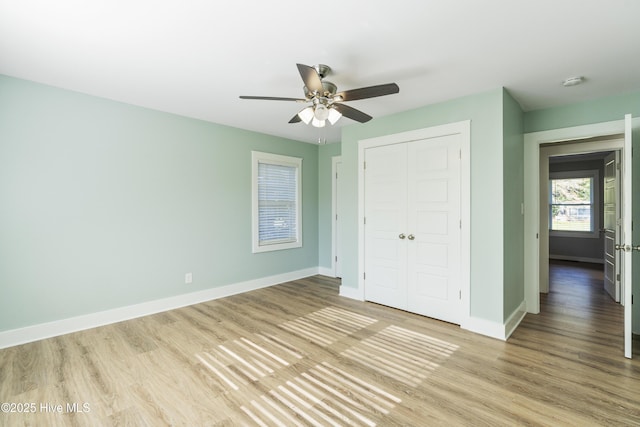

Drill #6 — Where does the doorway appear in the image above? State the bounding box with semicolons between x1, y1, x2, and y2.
539;139;623;297
523;117;633;358
545;149;618;302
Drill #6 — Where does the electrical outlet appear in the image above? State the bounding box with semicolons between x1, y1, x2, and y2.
185;272;193;284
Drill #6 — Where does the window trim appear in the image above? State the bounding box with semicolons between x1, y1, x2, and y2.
251;151;303;253
548;169;600;239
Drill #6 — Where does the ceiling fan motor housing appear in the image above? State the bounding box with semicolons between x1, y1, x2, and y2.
313;64;331;79
304;81;337;99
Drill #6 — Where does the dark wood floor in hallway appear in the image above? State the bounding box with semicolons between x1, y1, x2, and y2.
1;265;639;426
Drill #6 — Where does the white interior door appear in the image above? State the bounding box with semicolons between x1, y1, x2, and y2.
603;151;620;302
334;159;343;278
622;114;633;358
406;135;462;324
363;143;407;309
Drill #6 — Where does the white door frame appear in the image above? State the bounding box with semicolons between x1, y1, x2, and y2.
357;120;471;325
524;119;633;313
331;156;342;278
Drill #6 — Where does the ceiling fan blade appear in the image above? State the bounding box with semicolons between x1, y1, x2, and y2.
296;64;324;94
333;103;372;123
239;95;306;102
289;114;302;123
335;83;399;102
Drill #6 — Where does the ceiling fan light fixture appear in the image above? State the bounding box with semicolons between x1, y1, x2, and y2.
313;103;330;121
327;107;342;125
298;106;314;124
311;117;326;128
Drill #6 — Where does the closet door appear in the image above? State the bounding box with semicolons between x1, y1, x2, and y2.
363;143;407;309
406;134;462;324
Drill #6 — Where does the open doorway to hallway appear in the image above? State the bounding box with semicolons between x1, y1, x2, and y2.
540;143;629;357
524;115;635;358
547;151;618;302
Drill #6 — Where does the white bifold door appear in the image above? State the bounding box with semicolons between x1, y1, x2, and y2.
364;133;462;324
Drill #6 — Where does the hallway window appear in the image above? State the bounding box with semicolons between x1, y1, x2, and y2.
549;170;599;237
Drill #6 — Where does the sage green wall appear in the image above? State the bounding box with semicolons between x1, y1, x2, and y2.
341;88;505;324
317;143;341;270
523;91;640;333
502;89;525;320
524;91;640;133
0;75;319;332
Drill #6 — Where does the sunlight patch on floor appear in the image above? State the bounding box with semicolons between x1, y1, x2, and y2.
196;334;303;390
240;362;400;427
191;309;454;425
278;307;378;346
342;325;459;386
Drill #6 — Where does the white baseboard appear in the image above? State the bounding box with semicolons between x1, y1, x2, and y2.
504;301;527;340
549;254;604;264
462;300;527;341
339;285;364;301
461;316;506;340
0;267;318;350
317;267;335;277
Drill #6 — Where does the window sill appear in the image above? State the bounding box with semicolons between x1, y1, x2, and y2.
252;240;302;254
549;230;600;239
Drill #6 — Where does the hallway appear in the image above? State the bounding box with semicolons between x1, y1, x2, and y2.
515;259;638;361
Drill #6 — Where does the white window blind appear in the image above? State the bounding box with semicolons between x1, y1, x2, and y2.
258;162;298;245
252;151;302;253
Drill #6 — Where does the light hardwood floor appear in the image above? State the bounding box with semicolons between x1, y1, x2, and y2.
1;266;639;426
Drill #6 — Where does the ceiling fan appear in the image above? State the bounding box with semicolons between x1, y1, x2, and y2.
239;64;399;128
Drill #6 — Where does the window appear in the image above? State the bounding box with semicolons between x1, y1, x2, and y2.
549;170;599;237
252;151;302;253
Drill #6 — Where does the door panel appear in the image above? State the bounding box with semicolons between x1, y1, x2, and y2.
603;151;619;302
622;114;633;358
407;135;461;324
363;143;407;309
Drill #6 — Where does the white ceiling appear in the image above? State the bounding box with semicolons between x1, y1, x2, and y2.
1;0;639;144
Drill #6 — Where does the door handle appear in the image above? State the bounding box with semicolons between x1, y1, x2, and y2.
399;233;406;239
407;234;415;240
633;245;640;252
615;244;631;252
